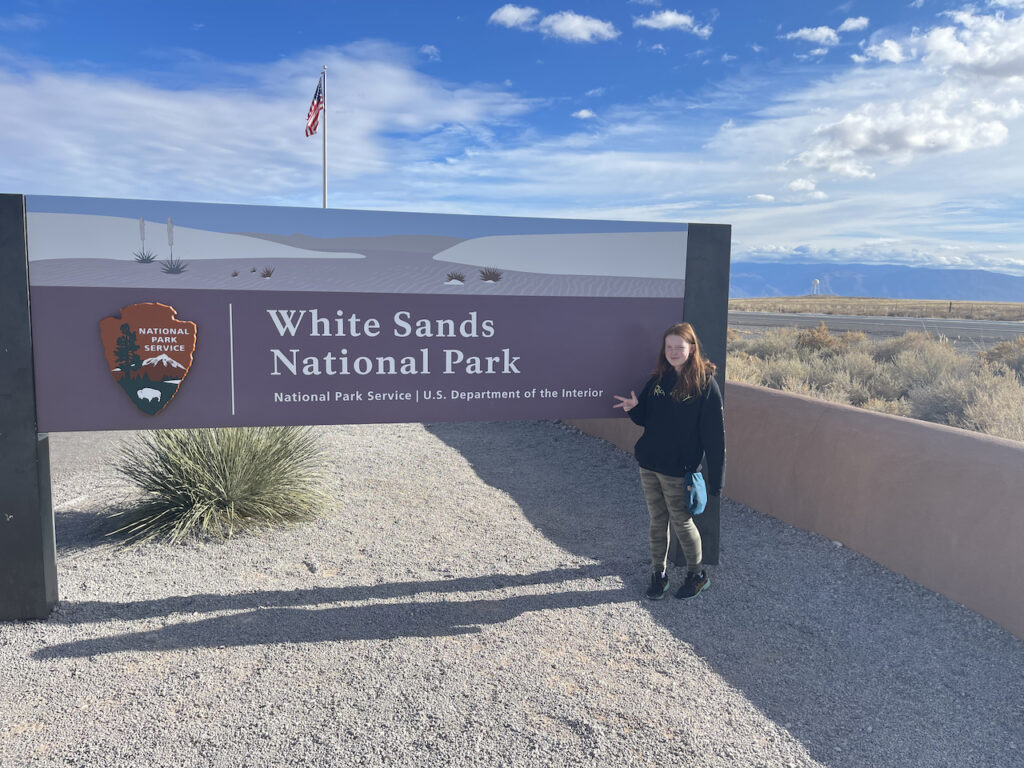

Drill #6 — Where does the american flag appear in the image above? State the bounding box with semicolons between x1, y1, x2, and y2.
305;76;324;137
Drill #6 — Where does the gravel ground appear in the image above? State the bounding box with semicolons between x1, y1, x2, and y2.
2;420;1023;768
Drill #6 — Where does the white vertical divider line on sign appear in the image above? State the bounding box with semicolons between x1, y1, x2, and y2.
229;303;236;416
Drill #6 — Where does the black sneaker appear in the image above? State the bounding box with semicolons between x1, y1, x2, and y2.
645;571;669;600
675;570;710;600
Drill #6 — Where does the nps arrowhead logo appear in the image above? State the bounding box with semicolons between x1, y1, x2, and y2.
99;303;197;415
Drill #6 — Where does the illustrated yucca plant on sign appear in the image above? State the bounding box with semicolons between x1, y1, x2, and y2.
479;267;503;282
160;217;188;273
106;426;329;545
133;217;156;262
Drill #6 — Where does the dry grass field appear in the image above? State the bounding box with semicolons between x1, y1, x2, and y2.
726;324;1024;442
729;296;1024;321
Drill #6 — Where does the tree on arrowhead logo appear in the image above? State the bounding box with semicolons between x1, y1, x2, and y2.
99;303;197;415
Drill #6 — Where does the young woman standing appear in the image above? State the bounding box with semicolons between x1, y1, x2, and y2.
613;322;725;600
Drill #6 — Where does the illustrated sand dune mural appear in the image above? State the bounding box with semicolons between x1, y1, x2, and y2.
27;213;687;298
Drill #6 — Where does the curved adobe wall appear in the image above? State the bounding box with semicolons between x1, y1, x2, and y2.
567;382;1024;641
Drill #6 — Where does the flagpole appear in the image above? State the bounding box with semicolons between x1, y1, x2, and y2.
321;65;327;209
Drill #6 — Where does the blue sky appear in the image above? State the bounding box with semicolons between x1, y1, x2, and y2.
3;1;1024;276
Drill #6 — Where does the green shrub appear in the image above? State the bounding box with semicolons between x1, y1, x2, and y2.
981;336;1024;383
962;372;1024;442
796;321;839;355
760;356;806;390
743;328;800;360
723;351;762;385
907;374;976;426
871;332;934;364
106;426;328;545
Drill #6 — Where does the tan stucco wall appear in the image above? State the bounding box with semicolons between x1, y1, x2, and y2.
567;382;1024;641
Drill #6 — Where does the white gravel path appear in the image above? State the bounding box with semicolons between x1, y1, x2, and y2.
2;420;1022;767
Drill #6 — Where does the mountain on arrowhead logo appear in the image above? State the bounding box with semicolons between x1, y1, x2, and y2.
99;302;197;415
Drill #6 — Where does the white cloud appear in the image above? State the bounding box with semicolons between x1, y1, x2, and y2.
488;4;539;29
572;109;596;119
751;43;763;52
0;42;534;205
721;53;736;62
539;11;619;42
910;1;924;8
0;14;45;30
807;48;830;57
783;26;839;47
863;39;910;64
788;178;817;192
796;89;1014;178
749;193;775;202
420;44;440;62
585;87;605;97
633;10;712;38
839;17;870;33
923;9;1024;76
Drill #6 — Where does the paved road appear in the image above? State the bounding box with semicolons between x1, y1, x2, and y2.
729;310;1024;347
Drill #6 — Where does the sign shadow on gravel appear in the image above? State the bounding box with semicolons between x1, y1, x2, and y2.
35;566;633;658
424;420;1024;768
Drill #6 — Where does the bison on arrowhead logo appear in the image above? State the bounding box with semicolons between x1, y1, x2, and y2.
99;302;197;415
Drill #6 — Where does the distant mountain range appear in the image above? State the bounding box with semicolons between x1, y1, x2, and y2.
729;262;1024;302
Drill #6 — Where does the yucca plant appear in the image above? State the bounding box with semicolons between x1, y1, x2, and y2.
106;426;329;545
446;271;465;283
261;266;275;278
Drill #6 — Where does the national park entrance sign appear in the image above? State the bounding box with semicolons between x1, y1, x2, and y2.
0;193;731;620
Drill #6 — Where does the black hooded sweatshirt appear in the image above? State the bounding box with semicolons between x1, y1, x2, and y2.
626;367;725;495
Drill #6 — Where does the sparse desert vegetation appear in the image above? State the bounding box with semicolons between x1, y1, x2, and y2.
132;249;156;264
727;323;1024;442
261;266;275;278
446;271;466;283
730;296;1024;321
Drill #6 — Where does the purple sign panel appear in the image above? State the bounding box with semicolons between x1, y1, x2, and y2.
26;196;690;431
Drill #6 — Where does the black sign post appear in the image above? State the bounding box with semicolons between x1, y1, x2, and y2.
668;223;732;566
0;194;58;620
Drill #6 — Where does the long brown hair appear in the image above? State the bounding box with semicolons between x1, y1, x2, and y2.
653;322;717;401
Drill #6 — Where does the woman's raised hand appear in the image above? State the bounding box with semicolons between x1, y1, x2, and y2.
613;391;638;411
